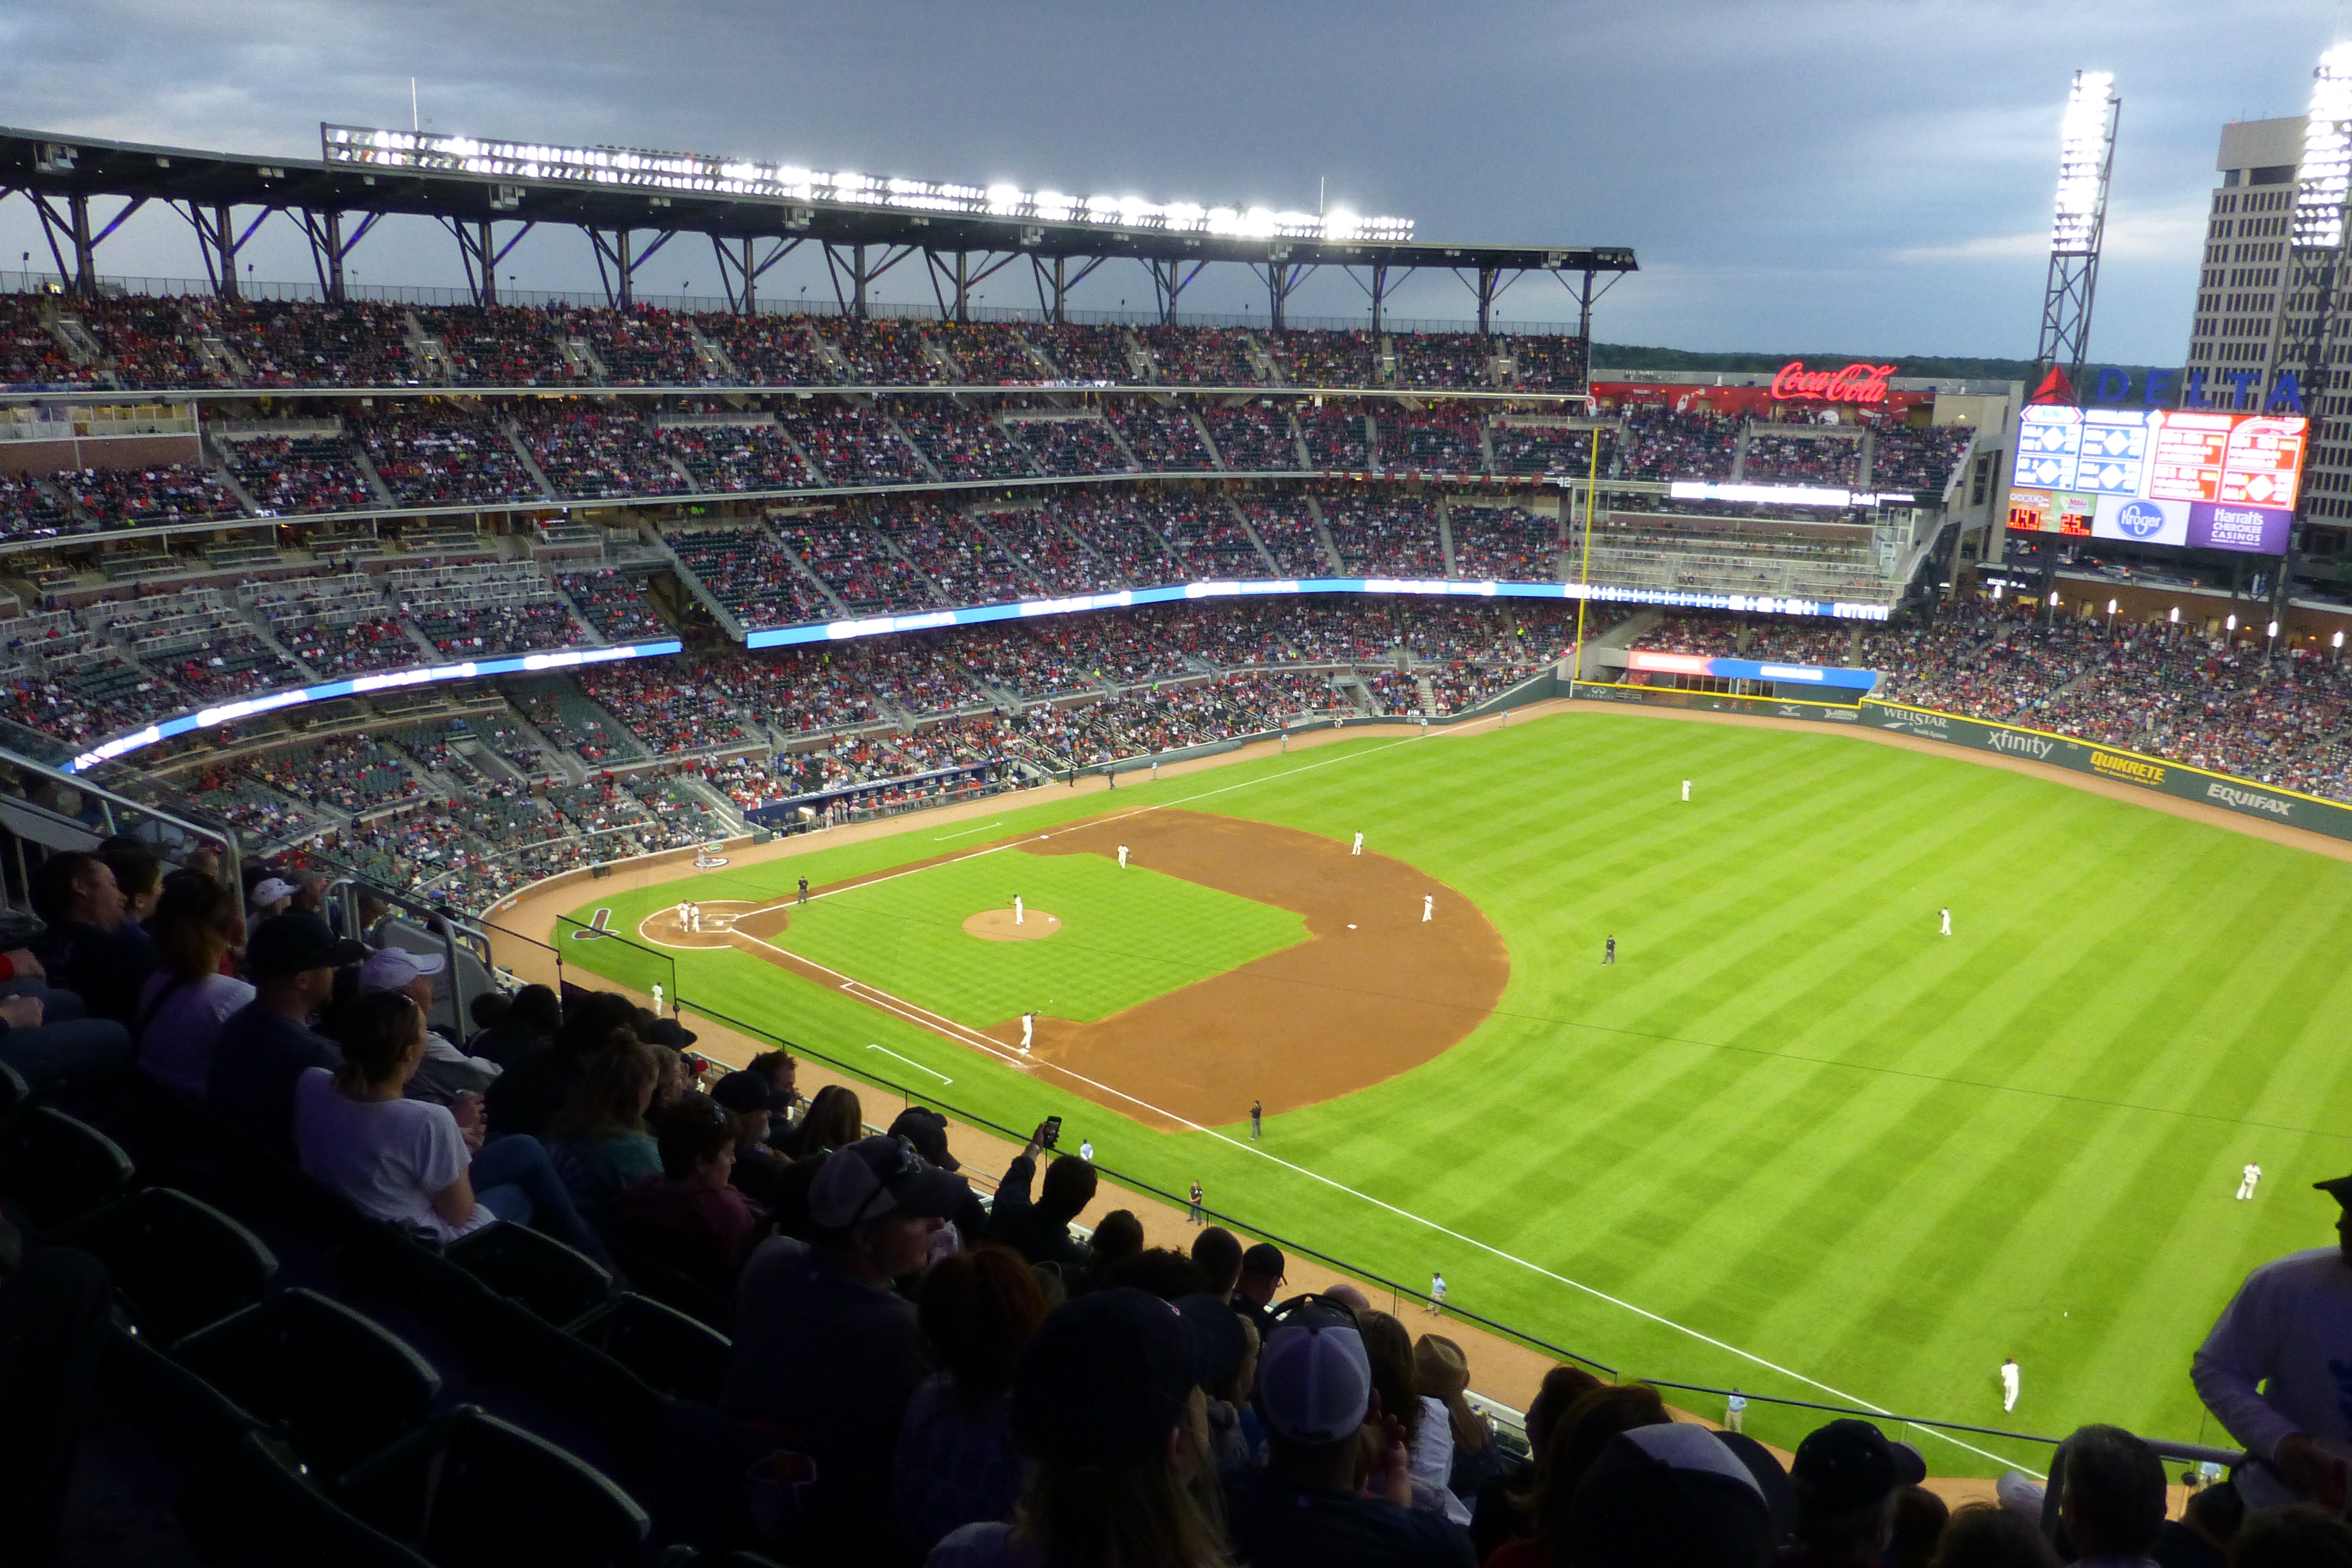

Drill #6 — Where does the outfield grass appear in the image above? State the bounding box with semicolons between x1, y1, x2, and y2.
563;713;2352;1473
761;847;1306;1024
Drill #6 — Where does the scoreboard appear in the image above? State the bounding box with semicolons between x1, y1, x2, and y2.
2007;407;2308;554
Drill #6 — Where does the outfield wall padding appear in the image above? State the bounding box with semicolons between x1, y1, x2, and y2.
1575;681;2352;843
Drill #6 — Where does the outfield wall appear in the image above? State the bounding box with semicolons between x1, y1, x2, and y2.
1575;680;2352;843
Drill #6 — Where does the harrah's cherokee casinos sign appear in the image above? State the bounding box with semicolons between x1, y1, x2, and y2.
1770;361;1897;403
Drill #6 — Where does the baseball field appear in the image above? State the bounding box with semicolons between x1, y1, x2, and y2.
558;709;2352;1474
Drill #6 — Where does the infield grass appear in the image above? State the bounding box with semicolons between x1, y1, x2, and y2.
564;712;2352;1474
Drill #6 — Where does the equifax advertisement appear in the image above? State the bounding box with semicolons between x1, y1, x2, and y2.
2007;408;2305;555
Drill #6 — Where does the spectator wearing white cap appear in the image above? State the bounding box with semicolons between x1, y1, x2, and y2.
356;945;498;1103
247;877;297;923
725;1135;971;1563
1224;1302;1476;1567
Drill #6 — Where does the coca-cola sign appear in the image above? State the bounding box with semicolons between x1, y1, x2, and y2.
1770;360;1897;403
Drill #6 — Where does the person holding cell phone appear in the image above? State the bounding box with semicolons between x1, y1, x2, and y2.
983;1118;1095;1278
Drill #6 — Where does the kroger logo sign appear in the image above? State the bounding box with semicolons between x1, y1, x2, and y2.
2114;499;2166;540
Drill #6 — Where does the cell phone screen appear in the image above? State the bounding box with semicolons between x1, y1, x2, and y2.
1042;1116;1063;1149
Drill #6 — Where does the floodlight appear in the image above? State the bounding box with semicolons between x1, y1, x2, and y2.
2336;630;2345;647
2296;44;2352;251
2049;591;2061;606
2227;614;2238;631
2051;70;2117;255
2108;599;2117;613
2268;620;2281;638
2170;607;2180;623
323;125;1416;243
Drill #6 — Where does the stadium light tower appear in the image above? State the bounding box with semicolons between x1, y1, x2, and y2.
2032;70;2119;404
2284;46;2352;457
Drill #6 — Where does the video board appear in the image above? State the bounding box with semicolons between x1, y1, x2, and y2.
2007;407;2307;554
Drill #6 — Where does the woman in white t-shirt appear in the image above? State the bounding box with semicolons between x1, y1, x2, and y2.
295;990;495;1244
136;872;257;1099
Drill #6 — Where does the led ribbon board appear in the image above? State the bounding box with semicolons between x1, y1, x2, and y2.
2008;407;2307;553
1626;650;1878;692
742;578;1891;651
64;640;683;773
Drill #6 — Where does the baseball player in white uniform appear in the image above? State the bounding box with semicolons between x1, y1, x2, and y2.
1014;895;1025;927
2238;1162;2262;1200
2000;1357;2020;1412
1117;844;1129;869
675;901;690;929
1422;895;1434;922
1939;907;1952;937
1352;831;1364;855
1020;1011;1035;1054
1681;779;1692;802
650;983;664;1016
689;903;703;933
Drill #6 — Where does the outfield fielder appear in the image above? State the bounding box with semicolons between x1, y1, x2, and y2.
1682;779;1692;802
1939;907;1952;937
2000;1356;2020;1413
1117;844;1129;869
2238;1162;2262;1200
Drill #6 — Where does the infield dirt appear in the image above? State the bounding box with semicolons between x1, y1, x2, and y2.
712;808;1509;1128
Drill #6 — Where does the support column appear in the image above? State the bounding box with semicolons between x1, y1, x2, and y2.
740;237;757;314
322;210;346;301
477;223;497;305
617;229;634;310
852;242;867;318
1477;265;1498;336
69;193;96;297
1052;256;1067;323
1370;262;1389;335
214;205;241;299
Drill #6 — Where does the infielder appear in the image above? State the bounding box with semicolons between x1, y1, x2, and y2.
1681;779;1692;802
2238;1162;2262;1200
1422;894;1434;922
2000;1356;2020;1413
689;903;703;933
1939;907;1952;937
675;900;690;928
1352;831;1364;856
1014;895;1025;927
1116;844;1129;869
1020;1010;1036;1054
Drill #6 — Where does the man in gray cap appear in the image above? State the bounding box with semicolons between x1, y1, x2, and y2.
1226;1304;1475;1567
2191;1172;2352;1512
724;1135;969;1560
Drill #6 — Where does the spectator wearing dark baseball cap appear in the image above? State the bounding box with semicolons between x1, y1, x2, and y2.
891;1105;989;1250
710;1068;789;1208
1781;1418;1926;1567
928;1287;1232;1568
207;914;347;1156
1224;1304;1476;1567
1559;1423;1775;1568
722;1135;969;1563
1231;1241;1285;1334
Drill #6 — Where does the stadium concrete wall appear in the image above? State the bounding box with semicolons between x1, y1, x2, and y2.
1576;681;2352;842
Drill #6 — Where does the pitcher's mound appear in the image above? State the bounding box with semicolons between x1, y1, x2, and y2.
964;909;1059;941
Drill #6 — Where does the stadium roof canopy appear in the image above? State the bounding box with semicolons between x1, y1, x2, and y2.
0;123;1637;333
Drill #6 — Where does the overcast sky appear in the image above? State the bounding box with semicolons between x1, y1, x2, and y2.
0;1;2341;362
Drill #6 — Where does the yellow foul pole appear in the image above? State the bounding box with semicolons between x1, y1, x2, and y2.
1567;414;1601;693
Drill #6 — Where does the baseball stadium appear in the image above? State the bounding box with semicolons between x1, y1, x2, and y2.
0;21;2349;1568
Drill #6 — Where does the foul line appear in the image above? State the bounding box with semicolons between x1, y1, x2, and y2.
933;820;1005;841
865;1042;953;1084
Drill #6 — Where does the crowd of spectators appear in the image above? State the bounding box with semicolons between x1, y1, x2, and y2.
1870;421;1979;495
1616;405;1741;482
885;400;1040;482
1198;400;1303;470
818;318;949;385
220;433;379;516
1490;422;1608;478
425;304;585;387
1026;323;1134;382
1296;405;1373;470
779;514;944;614
1148;492;1267;578
780;401;933;486
204;298;415;387
1393;330;1496;390
571;307;708;385
669;525;836;629
1449;504;1560;581
0;293;90;386
932;321;1050;384
1240;498;1337;575
868;500;1033;605
1270;326;1382;387
0;471;74;541
1743;432;1862;488
514;407;692;499
54;463;241;528
558;567;672;642
1107;401;1219;470
660;418;823;492
1141;324;1258;385
969;504;1124;594
356;409;547;507
1324;494;1447;577
996;410;1136;477
1380;406;1487;474
577;660;754;756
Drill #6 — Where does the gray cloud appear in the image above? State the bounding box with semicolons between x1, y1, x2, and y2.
0;0;2338;359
